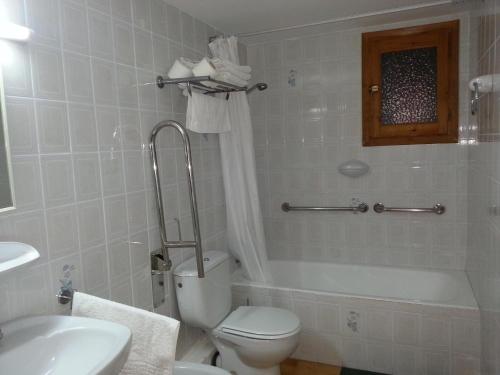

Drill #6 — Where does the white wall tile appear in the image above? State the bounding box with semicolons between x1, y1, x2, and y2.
77;200;105;249
92;58;118;106
31;45;65;100
46;205;79;259
60;1;89;54
2;42;33;97
100;151;125;196
36;100;69;153
64;52;93;104
73;153;101;201
108;237;131;280
88;9;114;61
104;195;128;240
132;0;151;31
68;104;98;152
41;154;75;207
82;245;108;291
110;0;132;23
113;20;135;66
26;0;60;47
11;156;42;211
6;98;37;155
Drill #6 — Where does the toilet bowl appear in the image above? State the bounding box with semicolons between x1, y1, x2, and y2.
212;306;300;375
174;251;301;375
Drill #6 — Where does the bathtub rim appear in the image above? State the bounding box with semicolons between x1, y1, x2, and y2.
231;261;479;311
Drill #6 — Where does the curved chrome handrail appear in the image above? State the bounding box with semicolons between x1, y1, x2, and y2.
150;120;204;278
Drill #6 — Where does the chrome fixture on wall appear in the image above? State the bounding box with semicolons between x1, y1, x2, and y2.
469;74;500;115
281;202;369;213
154;75;267;97
150;120;205;278
373;202;445;215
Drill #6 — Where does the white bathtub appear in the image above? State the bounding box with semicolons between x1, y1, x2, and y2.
231;260;480;373
234;260;477;309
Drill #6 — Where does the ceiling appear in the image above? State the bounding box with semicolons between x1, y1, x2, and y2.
164;0;460;35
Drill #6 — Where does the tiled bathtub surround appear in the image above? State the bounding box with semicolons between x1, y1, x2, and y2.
244;14;471;270
466;0;500;374
0;0;226;357
232;283;480;375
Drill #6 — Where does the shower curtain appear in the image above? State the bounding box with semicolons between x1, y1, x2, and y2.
209;36;270;283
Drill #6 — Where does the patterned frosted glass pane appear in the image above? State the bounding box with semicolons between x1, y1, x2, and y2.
381;47;438;125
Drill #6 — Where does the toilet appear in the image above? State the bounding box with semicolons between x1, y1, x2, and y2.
174;251;301;375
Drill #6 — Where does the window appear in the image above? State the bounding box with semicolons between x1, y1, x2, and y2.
362;20;459;146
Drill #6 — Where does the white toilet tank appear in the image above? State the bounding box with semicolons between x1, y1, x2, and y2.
173;251;232;329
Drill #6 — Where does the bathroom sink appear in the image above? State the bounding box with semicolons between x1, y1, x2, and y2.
0;315;131;375
0;242;39;274
174;361;231;375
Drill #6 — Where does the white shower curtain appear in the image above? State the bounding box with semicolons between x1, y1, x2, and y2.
209;36;270;283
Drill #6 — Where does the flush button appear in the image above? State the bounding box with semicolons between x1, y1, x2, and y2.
204;257;210;262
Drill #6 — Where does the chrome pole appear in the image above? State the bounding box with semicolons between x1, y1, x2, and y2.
149;120;205;278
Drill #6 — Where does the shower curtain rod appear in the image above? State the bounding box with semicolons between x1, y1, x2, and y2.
208;0;455;38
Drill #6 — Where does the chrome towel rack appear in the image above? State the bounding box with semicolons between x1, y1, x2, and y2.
154;75;268;96
373;202;445;215
281;202;369;213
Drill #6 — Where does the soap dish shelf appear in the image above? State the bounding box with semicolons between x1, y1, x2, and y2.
155;75;267;96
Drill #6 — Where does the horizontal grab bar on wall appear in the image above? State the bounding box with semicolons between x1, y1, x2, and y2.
373;202;445;215
281;202;369;213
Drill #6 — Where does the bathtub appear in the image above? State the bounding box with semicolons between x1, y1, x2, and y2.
231;260;480;374
234;260;477;308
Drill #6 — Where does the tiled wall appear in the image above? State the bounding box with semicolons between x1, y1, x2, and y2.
466;0;500;374
232;283;480;375
0;0;226;357
244;14;471;270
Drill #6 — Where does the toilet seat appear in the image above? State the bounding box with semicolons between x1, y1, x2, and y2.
217;306;301;340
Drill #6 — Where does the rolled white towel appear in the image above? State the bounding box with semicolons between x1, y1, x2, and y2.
179;57;196;69
192;57;216;77
167;59;192;79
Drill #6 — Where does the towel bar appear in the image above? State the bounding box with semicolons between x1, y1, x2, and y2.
281;202;369;213
373;202;445;215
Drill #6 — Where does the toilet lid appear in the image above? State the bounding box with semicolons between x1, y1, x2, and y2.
220;306;300;339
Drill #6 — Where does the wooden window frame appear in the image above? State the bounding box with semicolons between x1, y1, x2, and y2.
362;20;459;146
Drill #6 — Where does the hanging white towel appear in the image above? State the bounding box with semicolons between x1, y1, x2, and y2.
72;292;180;375
186;92;231;133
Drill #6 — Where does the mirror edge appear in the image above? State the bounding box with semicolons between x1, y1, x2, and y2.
0;66;16;213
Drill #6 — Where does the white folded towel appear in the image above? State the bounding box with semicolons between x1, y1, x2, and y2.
72;292;180;375
211;57;251;75
186;92;231;133
213;71;248;87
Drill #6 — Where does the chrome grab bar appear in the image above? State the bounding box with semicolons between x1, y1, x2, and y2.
281;202;369;213
373;202;445;215
150;120;205;278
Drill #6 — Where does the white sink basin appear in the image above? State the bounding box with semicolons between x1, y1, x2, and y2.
174;362;231;375
0;315;131;375
0;242;39;274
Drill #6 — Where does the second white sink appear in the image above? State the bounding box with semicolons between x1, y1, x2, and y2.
0;242;39;275
0;315;131;375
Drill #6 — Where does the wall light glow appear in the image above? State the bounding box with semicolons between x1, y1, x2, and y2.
0;22;31;42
